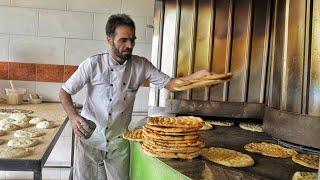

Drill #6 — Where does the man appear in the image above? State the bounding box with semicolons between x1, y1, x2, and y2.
59;14;212;180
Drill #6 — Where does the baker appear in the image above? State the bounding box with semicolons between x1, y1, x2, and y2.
59;13;212;180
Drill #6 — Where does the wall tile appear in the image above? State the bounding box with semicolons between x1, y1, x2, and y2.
61;121;72;137
60;168;71;180
42;168;61;180
122;0;155;17
133;42;152;60
93;13;111;40
39;10;93;39
65;39;106;65
0;34;9;60
0;62;8;80
64;65;78;82
5;171;33;179
9;62;36;81
146;16;154;43
0;7;38;35
0;80;9;100
67;0;121;13
46;136;71;166
131;16;147;43
36;82;62;102
0;0;10;5
36;64;64;83
0;171;5;179
9;35;65;64
11;0;67;10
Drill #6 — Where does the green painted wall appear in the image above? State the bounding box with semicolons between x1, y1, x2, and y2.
129;142;191;180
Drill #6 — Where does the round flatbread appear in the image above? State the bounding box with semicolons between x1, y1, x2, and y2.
36;121;55;129
14;129;45;138
123;129;143;142
199;122;213;131
144;137;204;147
244;142;297;158
147;116;204;128
142;133;204;145
143;125;198;136
29;117;46;125
141;144;199;159
292;172;318;180
143;129;199;141
208;120;234;127
7;138;39;148
143;141;201;153
239;122;263;132
292;154;319;169
0;123;20;131
144;124;199;133
0;147;31;158
9;113;28;122
200;147;254;167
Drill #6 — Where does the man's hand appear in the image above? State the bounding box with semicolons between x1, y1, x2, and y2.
69;114;89;138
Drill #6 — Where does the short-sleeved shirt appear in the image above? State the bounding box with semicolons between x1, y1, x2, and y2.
62;52;171;150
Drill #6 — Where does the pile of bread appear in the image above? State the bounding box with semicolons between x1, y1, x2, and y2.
0;112;55;158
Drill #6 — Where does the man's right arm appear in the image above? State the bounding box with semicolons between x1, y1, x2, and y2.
59;89;88;138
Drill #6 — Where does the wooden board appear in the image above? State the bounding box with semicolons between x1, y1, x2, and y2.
0;103;67;160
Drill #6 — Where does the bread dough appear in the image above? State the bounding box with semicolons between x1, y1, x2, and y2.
0;147;31;158
0;130;6;136
9;113;28;122
0;118;15;125
0;123;20;131
7;138;39;148
36;121;55;129
0;113;9;120
14;129;45;138
11;120;30;128
29;117;46;124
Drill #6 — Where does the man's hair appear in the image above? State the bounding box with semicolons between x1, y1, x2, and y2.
105;14;135;37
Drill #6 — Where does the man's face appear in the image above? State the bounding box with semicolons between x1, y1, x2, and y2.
107;25;136;61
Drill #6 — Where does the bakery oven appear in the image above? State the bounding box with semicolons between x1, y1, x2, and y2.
148;0;320;151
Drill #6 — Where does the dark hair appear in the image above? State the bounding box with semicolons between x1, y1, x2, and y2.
105;14;135;37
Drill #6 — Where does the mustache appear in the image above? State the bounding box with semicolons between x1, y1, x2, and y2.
123;49;132;53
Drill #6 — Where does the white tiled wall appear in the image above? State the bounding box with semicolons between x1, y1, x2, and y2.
0;0;154;179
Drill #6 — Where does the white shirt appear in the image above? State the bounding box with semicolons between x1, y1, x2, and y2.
62;52;171;150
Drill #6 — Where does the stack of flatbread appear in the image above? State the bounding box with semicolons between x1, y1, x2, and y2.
173;73;232;91
141;116;205;159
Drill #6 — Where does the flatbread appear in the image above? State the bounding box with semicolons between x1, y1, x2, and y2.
144;124;199;133
200;147;254;167
142;133;204;145
9;113;28;122
0;147;31;158
0;123;20;131
36;120;55;129
144;137;204;147
292;154;319;169
7;138;39;148
143;141;200;153
14;129;45;138
147;116;204;128
239;122;263;132
208;120;234;127
244;142;297;158
143;129;199;141
123;129;143;142
199;122;213;131
141;144;199;159
292;172;318;180
29;117;46;124
173;73;233;91
143;125;198;136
